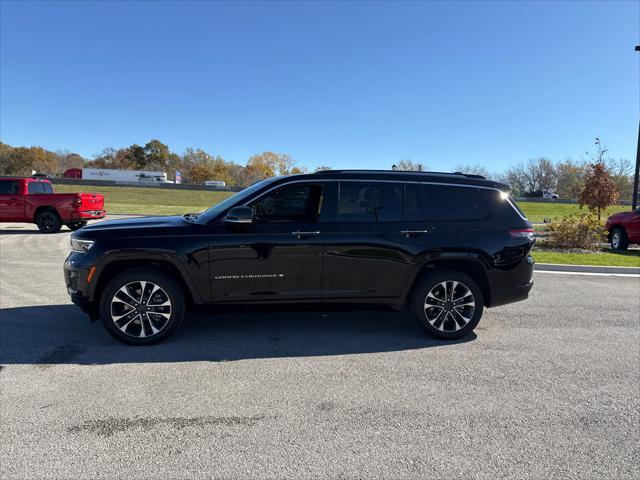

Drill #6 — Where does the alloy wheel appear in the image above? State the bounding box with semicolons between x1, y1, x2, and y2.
612;231;621;249
110;281;172;338
424;281;475;332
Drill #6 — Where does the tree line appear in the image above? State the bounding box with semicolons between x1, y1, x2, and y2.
0;137;635;200
0;139;307;187
394;138;634;202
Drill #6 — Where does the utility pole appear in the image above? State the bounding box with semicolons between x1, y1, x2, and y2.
634;46;640;210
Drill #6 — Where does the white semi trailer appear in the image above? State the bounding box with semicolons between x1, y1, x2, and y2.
82;168;171;184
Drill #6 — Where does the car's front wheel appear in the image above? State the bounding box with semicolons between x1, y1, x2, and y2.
99;269;186;345
411;270;484;340
610;227;629;250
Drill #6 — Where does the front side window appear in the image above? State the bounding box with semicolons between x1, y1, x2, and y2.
337;182;402;223
250;184;323;223
0;181;20;195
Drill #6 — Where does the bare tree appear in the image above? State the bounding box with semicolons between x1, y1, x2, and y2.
393;159;425;171
453;164;490;178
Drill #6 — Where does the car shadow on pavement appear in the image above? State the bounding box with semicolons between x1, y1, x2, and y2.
0;304;476;365
0;229;69;234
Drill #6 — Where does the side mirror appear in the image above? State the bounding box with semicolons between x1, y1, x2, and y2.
223;206;254;225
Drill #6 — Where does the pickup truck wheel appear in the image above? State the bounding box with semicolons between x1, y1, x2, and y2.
411;270;484;340
610;227;629;250
66;221;87;231
99;269;186;345
35;210;62;233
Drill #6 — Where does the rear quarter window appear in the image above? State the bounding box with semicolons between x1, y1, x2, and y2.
422;184;521;222
27;182;53;194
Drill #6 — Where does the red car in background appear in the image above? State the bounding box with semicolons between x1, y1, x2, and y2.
0;177;105;233
605;208;640;250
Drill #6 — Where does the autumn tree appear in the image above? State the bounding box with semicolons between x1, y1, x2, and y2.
555;159;586;199
0;145;57;175
579;163;619;220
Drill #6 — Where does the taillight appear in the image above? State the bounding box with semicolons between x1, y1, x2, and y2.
73;195;82;207
509;228;535;239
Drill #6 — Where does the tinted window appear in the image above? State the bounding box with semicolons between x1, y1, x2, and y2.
338;182;402;223
27;182;53;194
251;184;323;223
0;181;20;195
422;185;498;221
403;183;423;221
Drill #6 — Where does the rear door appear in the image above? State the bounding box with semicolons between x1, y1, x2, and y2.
208;181;332;303
321;181;434;302
0;180;24;221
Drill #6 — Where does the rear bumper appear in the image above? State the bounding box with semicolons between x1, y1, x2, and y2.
488;281;533;307
79;210;106;220
487;255;534;307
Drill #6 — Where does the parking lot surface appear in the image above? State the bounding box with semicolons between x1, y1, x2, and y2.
1;219;639;479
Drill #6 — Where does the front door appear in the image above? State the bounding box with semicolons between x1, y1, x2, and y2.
208;181;331;303
0;180;23;222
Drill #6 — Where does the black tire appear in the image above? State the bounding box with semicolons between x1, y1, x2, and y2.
411;270;484;340
66;221;88;231
99;268;186;345
35;209;62;233
610;227;629;250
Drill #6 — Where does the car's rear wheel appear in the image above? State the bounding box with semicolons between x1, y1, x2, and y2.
35;209;62;233
610;227;629;250
411;270;484;339
99;269;186;345
66;221;87;231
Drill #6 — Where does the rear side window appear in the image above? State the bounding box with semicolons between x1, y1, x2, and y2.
27;182;53;194
0;181;20;195
422;185;499;221
338;182;402;222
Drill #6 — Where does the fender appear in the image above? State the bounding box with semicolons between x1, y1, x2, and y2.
398;249;493;306
88;249;207;304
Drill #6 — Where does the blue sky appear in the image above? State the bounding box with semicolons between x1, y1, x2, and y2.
1;1;638;172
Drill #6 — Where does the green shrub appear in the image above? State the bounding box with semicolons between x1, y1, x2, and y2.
543;213;606;250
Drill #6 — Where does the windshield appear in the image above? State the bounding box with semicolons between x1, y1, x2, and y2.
195;178;277;224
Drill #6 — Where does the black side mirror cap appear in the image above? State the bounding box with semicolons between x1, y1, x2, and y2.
223;206;254;225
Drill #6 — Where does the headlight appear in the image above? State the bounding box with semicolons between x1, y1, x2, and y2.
70;238;95;253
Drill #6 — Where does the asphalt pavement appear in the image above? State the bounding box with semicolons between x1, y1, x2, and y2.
1;220;639;479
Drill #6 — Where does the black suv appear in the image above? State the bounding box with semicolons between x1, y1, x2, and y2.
64;170;535;345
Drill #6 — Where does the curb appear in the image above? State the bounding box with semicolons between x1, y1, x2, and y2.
534;263;640;275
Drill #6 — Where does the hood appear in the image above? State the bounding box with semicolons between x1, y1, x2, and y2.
80;215;189;233
607;210;638;221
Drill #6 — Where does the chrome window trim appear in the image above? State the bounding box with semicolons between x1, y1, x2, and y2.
238;178;528;221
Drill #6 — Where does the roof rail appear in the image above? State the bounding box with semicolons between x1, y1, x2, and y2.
313;169;486;180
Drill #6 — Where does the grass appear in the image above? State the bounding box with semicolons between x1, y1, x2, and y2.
54;184;233;215
532;249;640;268
55;183;639;268
518;201;629;223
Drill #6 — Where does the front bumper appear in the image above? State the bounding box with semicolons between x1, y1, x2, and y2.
64;257;99;320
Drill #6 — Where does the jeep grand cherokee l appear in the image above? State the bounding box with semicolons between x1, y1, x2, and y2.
64;170;535;345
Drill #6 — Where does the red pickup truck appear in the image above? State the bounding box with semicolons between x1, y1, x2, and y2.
605;208;640;250
0;177;105;233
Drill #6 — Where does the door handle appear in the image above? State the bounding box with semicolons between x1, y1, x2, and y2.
291;230;320;239
400;229;429;237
